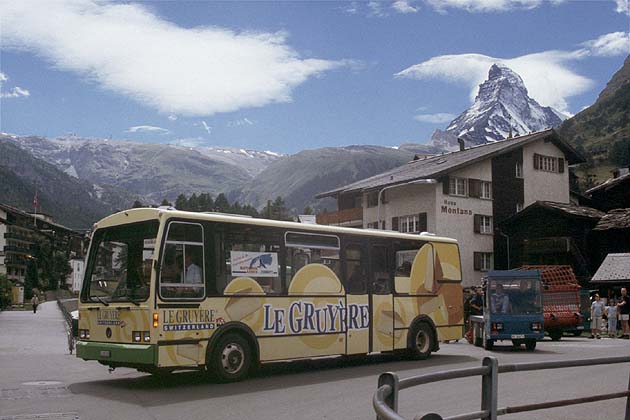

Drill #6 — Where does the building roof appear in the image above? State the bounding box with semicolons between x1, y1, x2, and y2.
593;208;630;231
317;129;584;199
0;203;78;234
499;201;604;232
591;253;630;283
586;171;630;195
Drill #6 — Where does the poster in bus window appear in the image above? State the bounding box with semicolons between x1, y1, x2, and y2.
230;251;279;277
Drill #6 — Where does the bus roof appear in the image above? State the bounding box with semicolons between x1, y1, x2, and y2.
94;208;458;244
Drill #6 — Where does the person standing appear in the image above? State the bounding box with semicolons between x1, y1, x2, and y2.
31;294;39;314
590;294;605;339
618;288;630;339
184;254;202;284
606;298;618;338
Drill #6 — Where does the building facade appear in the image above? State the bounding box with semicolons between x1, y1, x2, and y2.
316;129;583;286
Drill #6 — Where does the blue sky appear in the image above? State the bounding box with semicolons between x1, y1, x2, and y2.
1;0;629;154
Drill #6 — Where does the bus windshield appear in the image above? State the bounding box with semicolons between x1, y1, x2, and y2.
488;278;542;315
83;221;159;303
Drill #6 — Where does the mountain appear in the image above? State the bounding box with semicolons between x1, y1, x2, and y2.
558;55;630;186
236;145;416;212
0;139;121;229
5;135;283;203
431;64;563;150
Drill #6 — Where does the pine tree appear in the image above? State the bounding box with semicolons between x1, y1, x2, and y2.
188;193;199;212
302;206;313;215
175;194;188;211
214;193;230;213
132;200;144;208
160;199;172;207
24;260;39;299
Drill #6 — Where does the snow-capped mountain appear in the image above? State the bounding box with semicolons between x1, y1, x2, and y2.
430;64;564;150
3;134;284;203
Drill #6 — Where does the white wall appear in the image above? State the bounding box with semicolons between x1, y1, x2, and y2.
435;161;494;287
363;184;437;231
522;140;570;205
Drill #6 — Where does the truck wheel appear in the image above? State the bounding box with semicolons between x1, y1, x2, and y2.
409;323;433;360
549;330;562;341
484;338;494;350
525;340;537;351
210;333;252;382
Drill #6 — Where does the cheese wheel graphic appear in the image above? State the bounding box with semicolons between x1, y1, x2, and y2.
374;302;406;346
223;278;265;330
288;264;343;295
409;244;435;294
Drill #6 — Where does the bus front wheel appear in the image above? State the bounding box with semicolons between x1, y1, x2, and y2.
409;323;433;360
210;333;252;382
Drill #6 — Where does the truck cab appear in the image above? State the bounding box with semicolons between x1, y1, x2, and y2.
470;270;544;351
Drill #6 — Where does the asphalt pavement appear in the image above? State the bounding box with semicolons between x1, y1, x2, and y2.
2;302;630;420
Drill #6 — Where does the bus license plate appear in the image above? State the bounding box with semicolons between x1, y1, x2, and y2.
100;351;111;358
511;334;525;339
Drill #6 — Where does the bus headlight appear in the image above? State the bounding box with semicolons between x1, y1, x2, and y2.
531;322;542;331
133;331;151;342
133;331;142;342
143;332;151;342
79;329;90;339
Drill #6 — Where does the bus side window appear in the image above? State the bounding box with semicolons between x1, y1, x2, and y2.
371;245;391;295
159;222;205;300
345;245;366;294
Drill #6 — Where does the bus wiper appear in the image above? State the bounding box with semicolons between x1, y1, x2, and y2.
127;297;140;306
91;296;109;306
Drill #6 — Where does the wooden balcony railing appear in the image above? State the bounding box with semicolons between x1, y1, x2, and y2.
316;207;363;226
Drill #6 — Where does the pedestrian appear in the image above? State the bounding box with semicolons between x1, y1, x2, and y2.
618;288;630;339
590;294;605;339
31;294;39;314
465;286;484;343
606;298;618;338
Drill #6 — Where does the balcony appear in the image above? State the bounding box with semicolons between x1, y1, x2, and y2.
316;207;363;227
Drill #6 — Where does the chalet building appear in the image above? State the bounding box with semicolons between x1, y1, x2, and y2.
498;201;604;285
586;168;630;211
316;129;584;286
0;203;84;287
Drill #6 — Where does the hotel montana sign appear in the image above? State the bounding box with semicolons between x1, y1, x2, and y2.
440;199;473;216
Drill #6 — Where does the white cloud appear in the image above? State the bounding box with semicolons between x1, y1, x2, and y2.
1;1;345;116
228;118;255;127
424;0;548;13
414;113;456;123
368;1;387;17
617;0;630;15
0;72;31;99
170;137;207;148
167;114;178;121
201;121;212;135
394;31;630;114
581;32;630;57
126;125;170;134
392;1;419;13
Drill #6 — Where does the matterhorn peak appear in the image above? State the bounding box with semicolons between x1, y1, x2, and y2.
430;63;563;150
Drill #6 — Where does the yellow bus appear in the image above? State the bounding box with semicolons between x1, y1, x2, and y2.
77;208;463;381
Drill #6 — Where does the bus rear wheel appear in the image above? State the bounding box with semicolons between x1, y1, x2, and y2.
409;323;433;360
210;333;252;382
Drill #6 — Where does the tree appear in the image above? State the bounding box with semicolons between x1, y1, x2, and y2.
302;206;313;215
24;260;39;299
262;196;289;221
175;194;188;211
188;193;199;212
132;200;144;208
160;199;172;207
198;193;214;212
214;193;230;213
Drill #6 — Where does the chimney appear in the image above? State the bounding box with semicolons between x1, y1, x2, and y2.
457;138;465;151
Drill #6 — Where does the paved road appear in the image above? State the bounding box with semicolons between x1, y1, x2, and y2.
2;302;630;420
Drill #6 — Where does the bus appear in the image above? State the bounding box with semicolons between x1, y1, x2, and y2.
76;208;464;381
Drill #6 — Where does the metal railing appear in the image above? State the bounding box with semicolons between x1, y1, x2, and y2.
373;356;630;420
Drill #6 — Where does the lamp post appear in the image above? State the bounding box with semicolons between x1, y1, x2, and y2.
375;179;437;230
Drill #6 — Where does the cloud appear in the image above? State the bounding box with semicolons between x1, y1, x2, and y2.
392;1;419;13
395;32;629;113
0;72;30;99
126;125;170;134
201;121;212;135
368;1;387;17
167;114;178;121
228;118;255;127
414;113;457;123
170;137;207;148
617;0;630;15
423;0;550;13
581;32;630;57
1;1;345;116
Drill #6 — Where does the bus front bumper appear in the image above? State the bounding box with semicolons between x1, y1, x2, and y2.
76;341;157;366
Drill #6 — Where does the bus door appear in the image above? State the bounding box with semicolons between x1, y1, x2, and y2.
370;243;395;353
344;242;370;355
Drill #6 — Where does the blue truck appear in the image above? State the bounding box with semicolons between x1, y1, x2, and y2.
470;270;544;351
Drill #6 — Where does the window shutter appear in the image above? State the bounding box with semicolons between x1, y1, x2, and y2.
533;153;540;170
442;176;450;195
558;158;565;173
418;213;427;232
474;252;482;271
391;217;399;231
381;221;386;230
469;179;480;198
473;214;481;233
